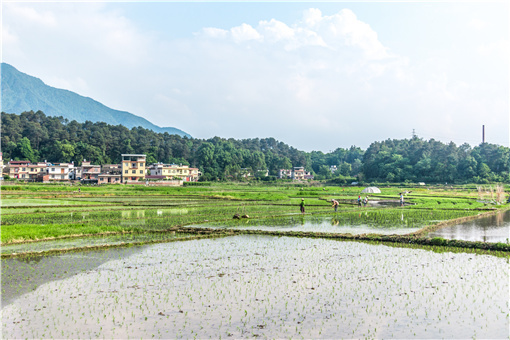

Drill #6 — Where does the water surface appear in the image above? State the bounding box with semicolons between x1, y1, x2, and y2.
2;235;507;339
428;210;510;243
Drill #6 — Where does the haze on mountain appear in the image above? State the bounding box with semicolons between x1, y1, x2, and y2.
1;63;190;138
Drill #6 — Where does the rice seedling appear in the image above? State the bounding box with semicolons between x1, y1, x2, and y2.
2;183;509;338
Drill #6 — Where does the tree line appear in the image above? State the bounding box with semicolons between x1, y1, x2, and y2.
2;111;509;183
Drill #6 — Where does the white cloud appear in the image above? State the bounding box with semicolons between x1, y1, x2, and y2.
477;40;510;58
468;18;487;30
1;26;21;57
315;9;390;60
2;3;155;115
201;27;228;39
230;23;262;43
3;4;508;150
7;4;57;27
258;19;295;43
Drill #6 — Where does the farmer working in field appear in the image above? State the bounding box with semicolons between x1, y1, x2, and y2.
300;198;305;214
332;199;339;212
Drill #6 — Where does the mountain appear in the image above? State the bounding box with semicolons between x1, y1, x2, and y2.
1;63;190;137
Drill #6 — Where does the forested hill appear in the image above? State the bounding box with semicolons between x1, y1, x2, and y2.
1;111;363;181
0;63;190;137
2;111;509;183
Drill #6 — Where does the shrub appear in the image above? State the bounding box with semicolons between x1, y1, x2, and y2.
430;237;447;246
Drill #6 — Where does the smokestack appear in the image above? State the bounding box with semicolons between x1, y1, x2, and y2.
482;125;485;143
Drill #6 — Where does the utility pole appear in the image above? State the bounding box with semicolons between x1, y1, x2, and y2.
482;125;485;144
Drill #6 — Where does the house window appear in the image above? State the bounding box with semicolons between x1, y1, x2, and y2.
132;163;136;167
132;170;136;174
125;170;128;174
139;170;143;174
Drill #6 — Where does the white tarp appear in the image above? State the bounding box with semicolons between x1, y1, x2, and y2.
361;186;381;193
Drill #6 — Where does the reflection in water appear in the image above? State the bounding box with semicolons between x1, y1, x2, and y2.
1;246;146;306
428;210;510;243
121;210;145;225
200;215;422;235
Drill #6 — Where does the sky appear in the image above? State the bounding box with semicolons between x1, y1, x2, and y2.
2;1;509;152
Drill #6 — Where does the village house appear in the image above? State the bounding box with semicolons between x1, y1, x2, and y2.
5;160;31;180
278;169;293;179
80;160;101;183
121;154;147;183
292;167;306;180
256;169;270;177
28;162;49;182
98;173;122;184
101;164;122;174
278;167;313;180
98;163;122;184
148;163;200;182
47;163;75;182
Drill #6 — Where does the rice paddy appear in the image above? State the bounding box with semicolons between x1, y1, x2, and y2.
427;209;510;243
1;183;509;338
2;236;508;339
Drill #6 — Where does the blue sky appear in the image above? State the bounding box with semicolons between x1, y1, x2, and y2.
2;1;509;151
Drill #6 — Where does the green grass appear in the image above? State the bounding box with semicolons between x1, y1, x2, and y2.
1;182;508;246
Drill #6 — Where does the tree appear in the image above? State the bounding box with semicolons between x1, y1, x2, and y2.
16;137;37;162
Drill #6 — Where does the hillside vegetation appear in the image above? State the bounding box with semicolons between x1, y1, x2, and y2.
2;111;509;183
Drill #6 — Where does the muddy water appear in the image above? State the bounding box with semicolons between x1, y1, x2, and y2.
428;209;510;243
2;235;508;339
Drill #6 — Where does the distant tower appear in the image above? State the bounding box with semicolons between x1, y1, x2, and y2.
412;129;416;139
482;125;485;143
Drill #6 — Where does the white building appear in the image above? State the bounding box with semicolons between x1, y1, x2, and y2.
148;163;200;182
48;163;75;181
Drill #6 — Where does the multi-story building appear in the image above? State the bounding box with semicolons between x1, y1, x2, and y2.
80;160;101;181
278;167;312;180
48;163;75;181
121;154;146;183
278;169;293;179
28;162;49;181
148;163;200;182
5;160;30;180
292;167;306;180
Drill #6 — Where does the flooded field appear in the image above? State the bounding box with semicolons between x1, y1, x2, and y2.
198;215;423;235
0;232;196;255
428;210;510;243
2;235;508;339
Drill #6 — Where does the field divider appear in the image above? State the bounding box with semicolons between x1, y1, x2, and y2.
172;226;510;253
1;233;232;258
